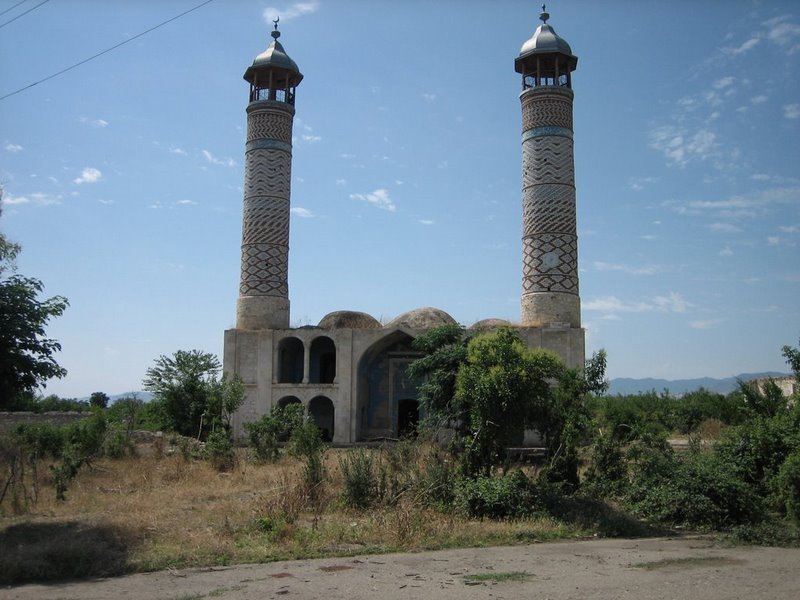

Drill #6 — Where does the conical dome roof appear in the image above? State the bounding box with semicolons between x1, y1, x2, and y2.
244;22;303;85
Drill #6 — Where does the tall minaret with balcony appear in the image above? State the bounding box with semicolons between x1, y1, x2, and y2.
515;6;581;329
236;19;303;330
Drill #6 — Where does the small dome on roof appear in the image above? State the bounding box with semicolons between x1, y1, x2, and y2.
318;311;381;329
244;22;303;84
469;318;514;331
386;307;457;330
518;7;575;60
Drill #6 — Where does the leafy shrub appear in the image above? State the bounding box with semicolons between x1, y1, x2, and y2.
420;447;456;508
102;422;134;459
455;470;539;519
204;429;235;471
626;451;762;529
244;403;305;462
583;432;627;499
775;449;800;522
339;448;377;509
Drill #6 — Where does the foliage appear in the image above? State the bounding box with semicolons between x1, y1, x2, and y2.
203;429;235;472
339;448;377;509
582;431;627;499
782;338;800;384
0;274;69;409
142;350;243;439
454;470;539;520
289;419;326;501
419;446;456;508
406;324;469;431
775;449;800;523
90;392;109;408
244;403;305;461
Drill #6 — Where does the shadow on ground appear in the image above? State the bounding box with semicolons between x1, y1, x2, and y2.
0;520;137;584
544;495;666;538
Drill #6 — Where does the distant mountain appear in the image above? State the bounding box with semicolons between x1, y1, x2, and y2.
607;372;791;396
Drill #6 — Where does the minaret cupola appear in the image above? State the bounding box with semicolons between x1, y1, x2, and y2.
515;5;577;89
244;18;303;104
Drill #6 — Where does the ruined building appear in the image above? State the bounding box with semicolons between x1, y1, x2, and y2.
224;8;584;442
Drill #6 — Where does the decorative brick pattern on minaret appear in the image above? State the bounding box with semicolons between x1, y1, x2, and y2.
235;22;303;330
515;8;581;328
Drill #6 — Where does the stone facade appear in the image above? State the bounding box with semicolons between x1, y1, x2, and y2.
225;13;586;442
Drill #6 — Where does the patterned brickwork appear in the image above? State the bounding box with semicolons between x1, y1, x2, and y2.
239;243;289;297
521;234;579;295
521;89;573;131
523;185;576;236
522;137;574;186
244;149;291;198
246;109;293;143
241;197;290;246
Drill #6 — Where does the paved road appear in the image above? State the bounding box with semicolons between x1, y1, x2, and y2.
3;537;800;600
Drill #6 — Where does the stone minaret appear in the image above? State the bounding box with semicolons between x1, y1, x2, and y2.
515;7;580;328
236;20;303;330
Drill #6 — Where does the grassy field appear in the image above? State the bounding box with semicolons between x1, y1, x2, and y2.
1;446;618;584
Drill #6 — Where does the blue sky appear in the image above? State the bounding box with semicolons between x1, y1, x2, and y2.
1;0;798;398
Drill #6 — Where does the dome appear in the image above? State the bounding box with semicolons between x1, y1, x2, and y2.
469;318;513;331
318;310;381;329
244;26;303;84
517;8;576;63
386;307;457;330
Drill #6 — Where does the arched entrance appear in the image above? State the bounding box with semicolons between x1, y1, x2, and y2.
398;399;419;438
308;396;334;442
277;337;304;383
356;331;422;441
309;336;336;384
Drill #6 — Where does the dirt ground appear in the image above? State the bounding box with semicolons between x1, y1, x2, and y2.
3;536;799;600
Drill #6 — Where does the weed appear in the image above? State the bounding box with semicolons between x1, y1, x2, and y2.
464;571;531;583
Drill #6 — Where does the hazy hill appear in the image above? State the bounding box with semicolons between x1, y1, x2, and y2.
607;372;790;396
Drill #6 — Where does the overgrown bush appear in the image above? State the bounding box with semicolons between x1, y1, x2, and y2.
244;403;304;462
582;432;627;499
775;449;800;522
455;470;539;520
419;447;456;508
204;429;235;471
339;448;377;509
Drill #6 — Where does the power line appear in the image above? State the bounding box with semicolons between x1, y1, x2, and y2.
0;0;48;29
0;0;216;102
0;1;29;19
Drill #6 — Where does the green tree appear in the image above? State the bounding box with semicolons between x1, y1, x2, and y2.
0;201;69;409
142;350;243;438
89;391;109;409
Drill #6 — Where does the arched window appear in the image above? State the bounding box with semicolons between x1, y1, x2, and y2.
278;337;304;383
308;396;334;442
277;396;301;409
309;336;336;384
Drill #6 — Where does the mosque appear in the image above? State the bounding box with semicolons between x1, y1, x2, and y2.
224;7;585;443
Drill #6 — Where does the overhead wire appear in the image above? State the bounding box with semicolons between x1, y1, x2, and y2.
0;1;29;19
0;0;49;29
0;0;216;102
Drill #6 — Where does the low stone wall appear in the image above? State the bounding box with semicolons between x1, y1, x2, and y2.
0;411;88;437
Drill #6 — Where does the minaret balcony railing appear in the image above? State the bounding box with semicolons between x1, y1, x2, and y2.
250;86;296;105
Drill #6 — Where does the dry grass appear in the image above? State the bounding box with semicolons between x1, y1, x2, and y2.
0;447;581;584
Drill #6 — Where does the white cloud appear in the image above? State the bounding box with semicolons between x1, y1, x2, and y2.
263;1;319;23
750;95;768;104
419;219;435;226
764;16;800;50
302;134;321;143
73;167;102;184
202;150;236;167
708;222;742;233
584;292;688;316
723;37;760;55
421;93;437;102
719;246;734;257
628;176;659;191
783;103;800;119
335;178;347;186
653;292;687;313
593;261;658;275
650;126;718;167
779;225;800;234
666;187;800;220
339;153;356;159
712;76;735;90
689;319;723;330
1;192;60;205
291;207;314;218
767;236;781;246
4;142;23;153
169;146;187;155
176;199;196;206
350;188;396;212
79;117;108;128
